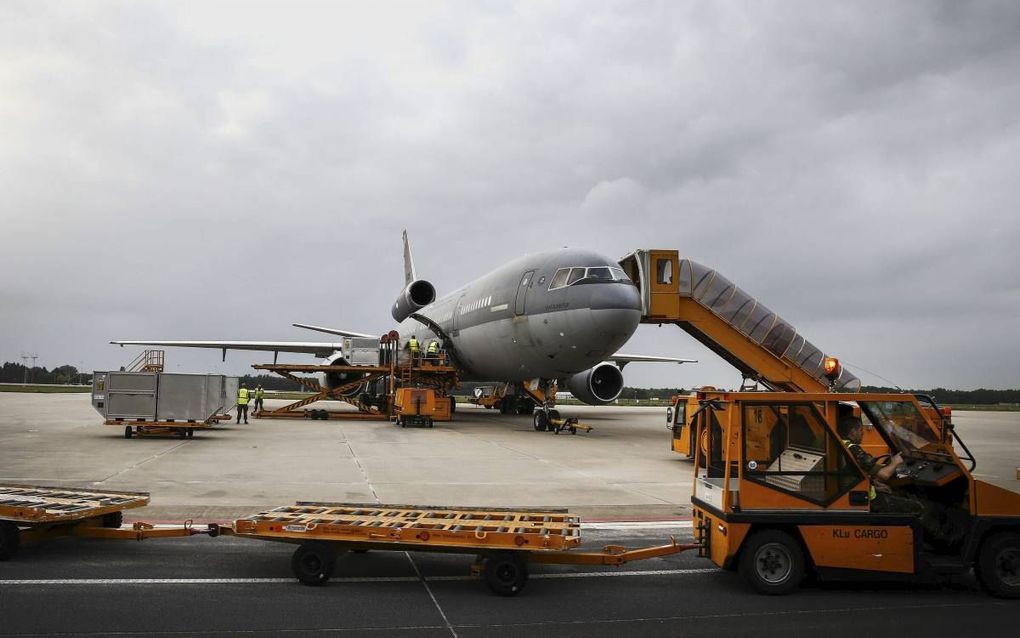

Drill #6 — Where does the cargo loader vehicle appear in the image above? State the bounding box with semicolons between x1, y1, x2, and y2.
688;387;1020;598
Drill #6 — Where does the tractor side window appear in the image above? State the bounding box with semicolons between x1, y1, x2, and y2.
742;404;861;506
549;268;570;290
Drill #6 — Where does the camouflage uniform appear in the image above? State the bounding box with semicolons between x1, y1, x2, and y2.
844;440;957;543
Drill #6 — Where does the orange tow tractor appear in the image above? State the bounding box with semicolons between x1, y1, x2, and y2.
689;361;1020;598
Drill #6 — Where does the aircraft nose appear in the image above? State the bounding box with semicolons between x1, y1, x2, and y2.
588;284;642;343
589;282;641;313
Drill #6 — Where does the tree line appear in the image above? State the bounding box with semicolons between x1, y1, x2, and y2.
0;362;90;385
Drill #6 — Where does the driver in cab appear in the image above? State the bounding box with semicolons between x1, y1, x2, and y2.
838;414;962;548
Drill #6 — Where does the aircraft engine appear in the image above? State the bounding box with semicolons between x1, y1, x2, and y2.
320;353;369;398
565;363;625;406
391;280;437;323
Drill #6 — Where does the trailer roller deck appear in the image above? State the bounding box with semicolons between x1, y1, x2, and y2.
0;484;216;560
222;502;698;595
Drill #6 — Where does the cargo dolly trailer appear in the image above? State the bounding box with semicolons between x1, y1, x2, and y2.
221;502;697;595
0;484;216;560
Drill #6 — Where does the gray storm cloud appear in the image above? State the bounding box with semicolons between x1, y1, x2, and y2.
1;1;1018;390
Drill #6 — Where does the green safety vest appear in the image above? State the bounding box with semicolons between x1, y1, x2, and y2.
238;388;250;405
408;337;419;352
255;388;264;399
427;341;439;354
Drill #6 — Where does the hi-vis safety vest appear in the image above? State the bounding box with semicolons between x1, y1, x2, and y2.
238;388;250;405
427;341;439;354
843;439;878;501
408;337;419;353
255;388;264;399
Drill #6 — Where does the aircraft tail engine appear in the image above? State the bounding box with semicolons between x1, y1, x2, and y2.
565;363;625;406
392;280;437;323
320;353;369;397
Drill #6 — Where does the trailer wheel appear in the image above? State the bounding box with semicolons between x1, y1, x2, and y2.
186;429;194;438
483;551;528;596
291;541;337;586
177;428;187;439
449;397;456;414
976;532;1020;599
740;530;805;595
533;411;548;432
0;521;19;560
101;511;123;529
124;426;133;439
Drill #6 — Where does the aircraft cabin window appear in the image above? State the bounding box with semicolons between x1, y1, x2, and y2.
567;267;586;285
549;269;570;290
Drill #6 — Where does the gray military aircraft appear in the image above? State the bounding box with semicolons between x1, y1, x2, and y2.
113;232;694;429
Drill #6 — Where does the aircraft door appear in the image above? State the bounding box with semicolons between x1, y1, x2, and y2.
514;270;535;316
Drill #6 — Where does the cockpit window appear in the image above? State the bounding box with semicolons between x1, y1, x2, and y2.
585;266;614;280
549;268;569;289
550;265;632;290
567;267;587;285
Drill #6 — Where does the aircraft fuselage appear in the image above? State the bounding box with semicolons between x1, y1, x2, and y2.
398;248;641;382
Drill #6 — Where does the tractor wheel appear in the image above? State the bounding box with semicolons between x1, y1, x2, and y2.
0;521;20;561
976;532;1020;599
739;530;806;595
483;551;528;596
291;541;338;586
533;411;548;432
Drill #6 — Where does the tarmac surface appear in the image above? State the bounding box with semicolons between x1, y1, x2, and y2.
1;393;1018;635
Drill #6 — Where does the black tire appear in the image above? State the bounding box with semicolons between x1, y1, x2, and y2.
449;397;456;414
101;511;123;529
739;530;806;595
177;428;187;439
186;429;194;438
291;541;337;586
548;409;561;433
124;426;133;439
976;532;1020;599
483;551;528;596
533;411;548;432
399;416;406;428
0;521;20;561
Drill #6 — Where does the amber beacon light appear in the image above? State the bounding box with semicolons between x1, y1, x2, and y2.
822;357;841;382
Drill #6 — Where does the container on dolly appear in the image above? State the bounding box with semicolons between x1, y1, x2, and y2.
92;371;238;438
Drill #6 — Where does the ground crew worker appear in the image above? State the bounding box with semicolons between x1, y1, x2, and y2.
407;336;420;363
252;384;265;414
838;415;964;547
426;340;439;361
237;384;250;424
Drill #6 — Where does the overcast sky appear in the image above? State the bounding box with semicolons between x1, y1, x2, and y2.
2;1;1019;390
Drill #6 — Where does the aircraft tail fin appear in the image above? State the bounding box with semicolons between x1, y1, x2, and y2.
402;230;417;284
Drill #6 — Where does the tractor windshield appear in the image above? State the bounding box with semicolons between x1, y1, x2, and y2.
858;400;948;458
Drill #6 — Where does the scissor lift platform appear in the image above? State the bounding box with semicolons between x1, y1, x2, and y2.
0;484;215;560
224;501;697;595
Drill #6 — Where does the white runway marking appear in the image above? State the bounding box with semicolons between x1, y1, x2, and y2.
582;520;693;530
0;568;715;587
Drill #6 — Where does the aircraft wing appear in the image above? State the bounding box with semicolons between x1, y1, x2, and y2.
292;323;377;339
110;340;344;358
608;354;698;369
